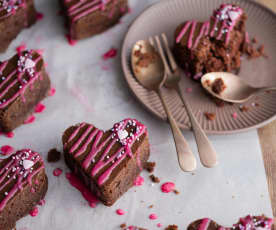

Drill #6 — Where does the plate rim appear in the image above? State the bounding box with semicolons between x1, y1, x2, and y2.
121;0;276;135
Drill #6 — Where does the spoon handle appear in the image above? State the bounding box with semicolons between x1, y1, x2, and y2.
157;87;197;172
257;87;276;93
176;85;217;168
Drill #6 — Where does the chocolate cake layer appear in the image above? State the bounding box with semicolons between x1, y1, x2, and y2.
63;118;150;206
0;50;51;132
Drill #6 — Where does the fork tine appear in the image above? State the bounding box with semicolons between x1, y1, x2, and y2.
154;35;172;74
161;33;178;72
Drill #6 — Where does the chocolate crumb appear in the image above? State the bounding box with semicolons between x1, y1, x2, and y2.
120;223;127;229
204;112;216;121
174;189;180;195
47;148;61;163
144;161;156;173
213;98;225;108
165;225;179;230
148;205;154;209
149;174;160;183
240;106;249;112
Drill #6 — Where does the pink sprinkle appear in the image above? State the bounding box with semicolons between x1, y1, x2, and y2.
232;112;238;119
24;115;36;124
186;87;193;93
66;34;77;46
157;223;162;228
38;199;46;206
35;103;45;113
149;213;158;220
16;43;26;54
53;168;63;177
0;145;14;155
102;48;117;60
161;182;175;193
116;209;125;215
29;207;39;217
49;87;56;96
133;176;144;186
5;132;14;138
36;12;44;20
66;172;99;208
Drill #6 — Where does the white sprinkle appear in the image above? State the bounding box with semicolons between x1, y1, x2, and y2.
4;192;8;196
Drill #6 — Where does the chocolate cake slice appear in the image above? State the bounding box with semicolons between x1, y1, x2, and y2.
0;149;48;229
60;0;128;41
188;215;273;230
0;49;51;132
63;118;150;206
174;4;247;80
0;0;37;53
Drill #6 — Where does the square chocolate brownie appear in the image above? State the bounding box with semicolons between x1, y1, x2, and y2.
0;149;48;229
0;50;51;132
0;0;37;53
63;118;150;206
60;0;128;40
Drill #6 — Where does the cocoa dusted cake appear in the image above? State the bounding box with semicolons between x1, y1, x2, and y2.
0;149;48;230
174;4;248;80
0;49;51;132
0;0;37;53
188;215;273;230
60;0;128;41
62;118;150;206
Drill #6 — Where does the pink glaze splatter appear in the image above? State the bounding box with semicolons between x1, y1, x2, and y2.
133;176;144;186
38;199;46;206
16;43;26;54
5;132;14;138
186;87;193;93
232;112;238;119
157;223;162;228
0;145;14;155
29;207;39;217
116;209;125;215
102;48;117;60
149;213;158;220
66;172;99;208
66;34;77;46
24;115;36;124
161;182;175;193
49;87;56;96
36;12;44;20
53;168;63;177
35;103;45;113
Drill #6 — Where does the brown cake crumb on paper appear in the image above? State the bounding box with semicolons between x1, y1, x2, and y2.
148;204;154;209
165;225;179;230
212;78;227;95
47;148;61;162
174;189;180;195
144;161;156;173
120;223;127;228
149;174;160;183
204;112;216;121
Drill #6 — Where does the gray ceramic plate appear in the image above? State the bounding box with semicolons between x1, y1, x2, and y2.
121;0;276;134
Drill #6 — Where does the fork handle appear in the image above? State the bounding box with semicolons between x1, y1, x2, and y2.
157;87;197;172
176;85;217;168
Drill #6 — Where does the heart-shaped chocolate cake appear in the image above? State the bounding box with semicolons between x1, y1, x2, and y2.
63;118;150;206
188;215;273;230
173;4;248;80
0;149;48;230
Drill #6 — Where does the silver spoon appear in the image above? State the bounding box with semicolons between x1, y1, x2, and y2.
132;40;197;172
201;72;276;104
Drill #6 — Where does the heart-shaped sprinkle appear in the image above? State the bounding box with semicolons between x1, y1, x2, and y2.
25;58;35;69
117;129;128;140
23;159;34;169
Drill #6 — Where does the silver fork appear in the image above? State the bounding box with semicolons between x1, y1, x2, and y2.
152;33;217;168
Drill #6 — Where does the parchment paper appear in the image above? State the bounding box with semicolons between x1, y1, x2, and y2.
0;0;272;229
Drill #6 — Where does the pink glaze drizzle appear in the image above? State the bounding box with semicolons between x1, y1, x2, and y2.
0;50;44;109
0;149;44;211
24;115;36;124
36;12;44;20
198;218;210;230
64;118;147;186
102;48;118;60
0;145;14;156
66;172;99;208
161;182;175;193
34;103;45;113
133;175;144;186
5;132;14;138
29;206;39;217
176;4;243;47
53;168;63;177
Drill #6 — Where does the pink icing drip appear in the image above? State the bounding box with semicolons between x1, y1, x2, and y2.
149;213;158;220
29;206;39;217
116;208;125;215
16;43;26;54
133;176;144;186
66;34;77;46
53;168;63;177
34;103;45;113
161;182;175;193
49;87;56;96
198;218;210;230
66;172;99;208
24;115;36;124
0;149;44;211
38;199;45;206
102;48;118;60
0;145;14;156
36;12;44;20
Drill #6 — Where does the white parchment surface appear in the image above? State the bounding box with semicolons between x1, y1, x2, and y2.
0;0;272;229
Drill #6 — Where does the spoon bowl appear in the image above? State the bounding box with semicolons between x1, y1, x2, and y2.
201;72;276;104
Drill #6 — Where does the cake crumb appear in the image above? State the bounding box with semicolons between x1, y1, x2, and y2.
165;225;179;230
47;148;61;163
149;174;160;183
240;105;249;112
173;189;180;195
204;112;216;121
148;205;154;209
211;78;226;95
120;223;127;228
144;161;156;173
213;98;225;108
